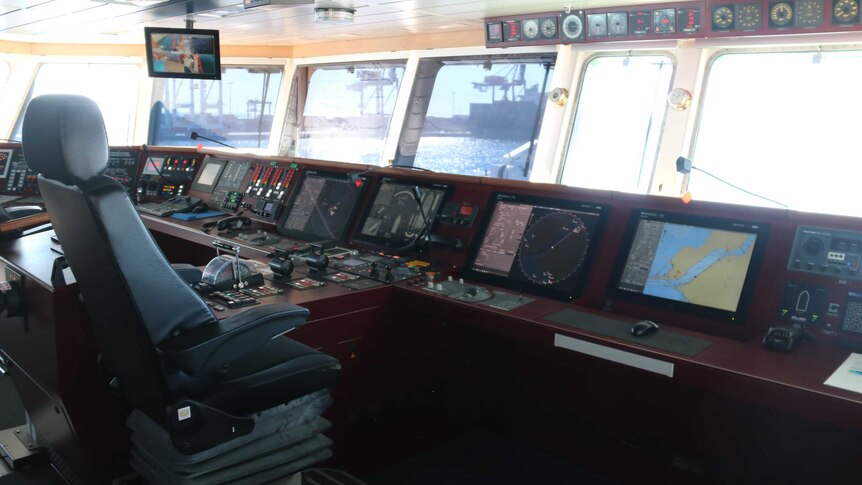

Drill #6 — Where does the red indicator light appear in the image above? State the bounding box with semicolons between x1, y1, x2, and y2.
196;143;203;150
355;179;363;187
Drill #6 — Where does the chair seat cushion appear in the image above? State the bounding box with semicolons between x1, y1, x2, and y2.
168;336;340;416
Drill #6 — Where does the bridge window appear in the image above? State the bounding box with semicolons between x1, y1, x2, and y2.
560;54;674;193
149;65;283;149
12;62;140;145
398;57;554;179
691;50;862;216
290;62;405;165
0;61;8;92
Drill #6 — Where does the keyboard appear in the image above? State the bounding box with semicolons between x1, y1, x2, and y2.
137;196;203;217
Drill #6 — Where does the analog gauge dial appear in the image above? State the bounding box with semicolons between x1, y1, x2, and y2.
667;88;692;110
736;3;762;30
796;0;824;27
522;19;540;40
608;12;629;36
833;0;860;23
712;5;735;30
539;17;558;39
587;13;608;37
769;1;794;27
561;12;584;41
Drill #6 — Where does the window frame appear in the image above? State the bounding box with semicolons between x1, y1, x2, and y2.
10;58;144;146
147;58;289;153
687;44;862;215
557;50;677;194
280;56;410;165
393;53;557;179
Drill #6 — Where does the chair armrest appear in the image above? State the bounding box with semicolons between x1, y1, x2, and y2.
6;206;44;218
157;303;310;376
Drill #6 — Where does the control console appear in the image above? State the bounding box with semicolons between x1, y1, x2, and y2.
140;152;202;198
1;148;38;196
243;162;299;221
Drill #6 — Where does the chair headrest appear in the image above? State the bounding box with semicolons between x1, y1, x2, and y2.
22;94;109;185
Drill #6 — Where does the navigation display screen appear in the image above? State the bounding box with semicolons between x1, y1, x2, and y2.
351;178;448;251
190;156;227;193
277;170;366;242
611;209;770;322
464;192;608;301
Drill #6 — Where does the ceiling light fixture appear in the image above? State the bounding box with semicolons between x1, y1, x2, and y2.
91;0;170;6
315;7;355;24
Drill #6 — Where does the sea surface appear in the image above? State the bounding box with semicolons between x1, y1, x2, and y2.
299;135;532;180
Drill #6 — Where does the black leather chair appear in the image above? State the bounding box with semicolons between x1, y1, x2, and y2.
21;94;341;484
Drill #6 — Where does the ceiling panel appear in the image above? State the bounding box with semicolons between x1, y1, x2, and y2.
0;0;676;45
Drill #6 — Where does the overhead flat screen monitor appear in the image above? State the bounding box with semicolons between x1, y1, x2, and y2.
352;178;448;251
144;27;221;80
609;209;770;323
464;193;608;301
277;170;366;242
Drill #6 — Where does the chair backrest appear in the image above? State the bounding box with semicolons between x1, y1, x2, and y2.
22;94;218;422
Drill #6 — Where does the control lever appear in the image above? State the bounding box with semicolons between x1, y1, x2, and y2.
212;240;247;289
269;248;294;279
306;243;329;272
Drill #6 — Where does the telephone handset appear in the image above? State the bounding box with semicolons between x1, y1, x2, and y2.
203;216;252;233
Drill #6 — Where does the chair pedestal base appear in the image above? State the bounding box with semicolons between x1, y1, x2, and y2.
0;426;44;470
128;390;334;485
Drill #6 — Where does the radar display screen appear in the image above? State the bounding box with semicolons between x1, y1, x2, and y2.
610;209;770;323
277;170;366;242
351;178;448;251
465;192;607;301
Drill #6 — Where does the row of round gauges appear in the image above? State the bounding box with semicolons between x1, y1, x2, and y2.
711;0;860;31
487;1;860;46
556;9;701;39
487;8;703;43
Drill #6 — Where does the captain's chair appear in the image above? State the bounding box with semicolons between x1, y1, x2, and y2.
21;94;341;484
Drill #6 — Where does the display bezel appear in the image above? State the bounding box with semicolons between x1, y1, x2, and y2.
276;169;367;242
607;208;770;323
462;192;609;301
190;156;227;193
349;177;449;251
144;27;221;81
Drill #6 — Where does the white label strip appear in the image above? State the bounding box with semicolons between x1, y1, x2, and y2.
554;334;674;378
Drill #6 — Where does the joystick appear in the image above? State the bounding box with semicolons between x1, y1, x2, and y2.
269;248;294;279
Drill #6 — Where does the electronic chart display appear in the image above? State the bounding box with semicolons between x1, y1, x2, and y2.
610;209;770;322
277;170;366;242
464;192;608;301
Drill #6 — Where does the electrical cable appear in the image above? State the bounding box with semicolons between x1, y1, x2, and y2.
691;166;789;208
